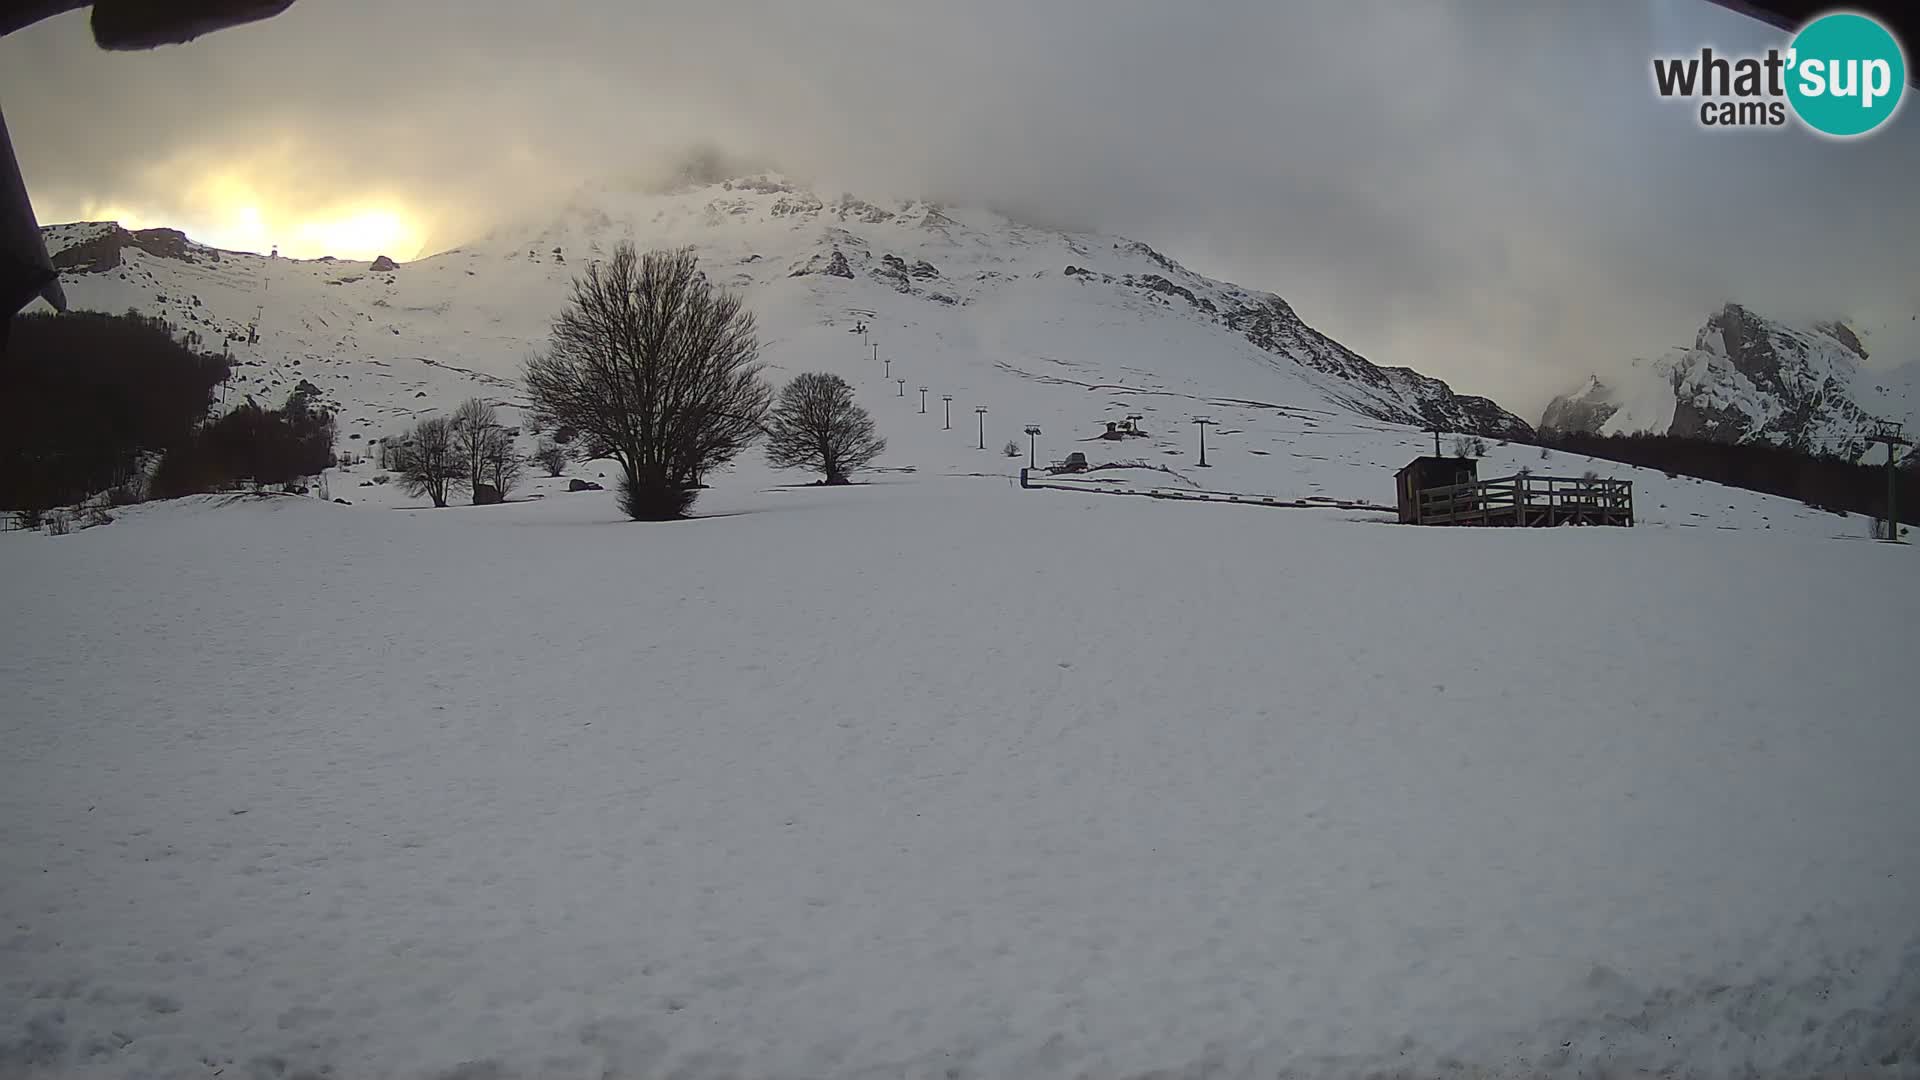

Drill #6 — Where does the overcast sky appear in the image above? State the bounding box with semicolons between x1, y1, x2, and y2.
2;0;1915;415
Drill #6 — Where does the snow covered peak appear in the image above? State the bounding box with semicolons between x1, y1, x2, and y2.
1692;303;1866;402
461;174;1532;436
38;176;1534;481
1541;303;1907;459
460;175;948;259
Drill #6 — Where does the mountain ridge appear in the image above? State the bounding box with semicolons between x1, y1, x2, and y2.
1540;302;1917;459
36;174;1531;445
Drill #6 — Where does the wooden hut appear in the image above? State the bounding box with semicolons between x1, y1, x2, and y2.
1396;455;1634;527
1395;457;1478;524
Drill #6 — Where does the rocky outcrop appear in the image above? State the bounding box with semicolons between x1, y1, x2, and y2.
919;206;960;231
769;194;824;218
1127;273;1216;315
725;175;796;195
1539;376;1620;434
370;255;398;272
835;197;895;224
785;248;854;279
1113;239;1181;276
871;254;937;293
874;254;913;293
49;225;214;274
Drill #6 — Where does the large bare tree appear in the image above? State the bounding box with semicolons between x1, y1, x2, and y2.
524;244;770;519
764;372;886;484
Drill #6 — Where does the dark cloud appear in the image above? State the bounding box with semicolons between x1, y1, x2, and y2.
3;0;1915;414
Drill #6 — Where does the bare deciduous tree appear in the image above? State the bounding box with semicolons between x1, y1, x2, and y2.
452;397;499;504
533;436;569;477
524;244;771;519
764;372;886;484
482;426;523;499
396;416;463;508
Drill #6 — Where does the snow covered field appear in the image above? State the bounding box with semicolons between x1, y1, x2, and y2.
4;476;1918;1079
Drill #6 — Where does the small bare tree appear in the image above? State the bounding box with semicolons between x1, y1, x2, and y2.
534;436;569;477
1450;435;1488;458
396;416;463;507
764;372;886;484
452;397;500;504
524;244;771;519
482;426;523;498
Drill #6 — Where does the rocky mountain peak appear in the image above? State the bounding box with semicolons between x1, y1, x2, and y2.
1813;319;1867;360
1541;304;1900;457
1538;375;1619;434
48;224;217;274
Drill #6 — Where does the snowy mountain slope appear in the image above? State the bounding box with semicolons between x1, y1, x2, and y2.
32;178;1894;538
1540;303;1916;458
475;176;1533;438
36;177;1524;457
36;221;527;453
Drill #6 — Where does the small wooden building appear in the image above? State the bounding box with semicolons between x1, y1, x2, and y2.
1395;457;1478;524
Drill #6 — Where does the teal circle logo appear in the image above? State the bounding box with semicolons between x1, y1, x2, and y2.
1786;12;1906;137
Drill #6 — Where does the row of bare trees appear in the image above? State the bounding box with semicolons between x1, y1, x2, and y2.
393;397;524;508
523;243;883;519
384;244;881;517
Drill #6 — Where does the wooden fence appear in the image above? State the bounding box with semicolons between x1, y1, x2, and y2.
1416;473;1633;527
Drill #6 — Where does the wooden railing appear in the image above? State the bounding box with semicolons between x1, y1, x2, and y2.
1417;473;1632;527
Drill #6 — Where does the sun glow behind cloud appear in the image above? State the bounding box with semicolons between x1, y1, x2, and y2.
61;161;429;263
282;208;423;262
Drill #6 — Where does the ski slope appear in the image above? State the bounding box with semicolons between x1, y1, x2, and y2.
3;479;1917;1079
